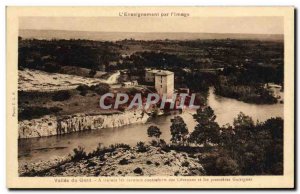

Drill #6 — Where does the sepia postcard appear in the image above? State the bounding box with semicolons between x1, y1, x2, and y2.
6;6;294;189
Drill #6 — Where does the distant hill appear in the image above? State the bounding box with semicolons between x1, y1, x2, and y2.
19;29;284;42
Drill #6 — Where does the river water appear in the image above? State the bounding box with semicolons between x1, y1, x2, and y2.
18;87;283;163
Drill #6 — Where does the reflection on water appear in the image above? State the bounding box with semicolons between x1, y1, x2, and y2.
18;87;283;163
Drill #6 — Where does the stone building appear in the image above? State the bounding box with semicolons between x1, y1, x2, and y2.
154;70;174;98
145;69;160;82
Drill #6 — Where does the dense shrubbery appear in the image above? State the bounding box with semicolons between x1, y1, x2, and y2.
51;90;71;101
19;106;62;120
88;143;131;158
136;141;149;153
76;84;89;96
90;83;110;95
71;146;87;161
76;84;90;92
76;83;110;96
109;143;131;150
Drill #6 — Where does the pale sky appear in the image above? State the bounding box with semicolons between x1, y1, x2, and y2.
19;16;283;35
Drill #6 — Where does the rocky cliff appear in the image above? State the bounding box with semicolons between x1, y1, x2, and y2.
19;110;149;139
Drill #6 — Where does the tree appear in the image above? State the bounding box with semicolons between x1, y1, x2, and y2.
189;106;220;147
170;116;189;145
215;156;240;175
219;124;235;158
90;83;110;95
261;117;283;175
233;112;255;144
200;151;240;175
224;114;284;175
147;125;162;139
263;117;283;140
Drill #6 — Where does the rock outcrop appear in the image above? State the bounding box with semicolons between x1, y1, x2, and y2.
18;69;118;92
19;146;206;177
19;110;149;139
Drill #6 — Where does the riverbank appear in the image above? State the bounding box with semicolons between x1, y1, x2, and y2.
19;145;205;177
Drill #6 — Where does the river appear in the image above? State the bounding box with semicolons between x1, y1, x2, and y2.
18;87;283;163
